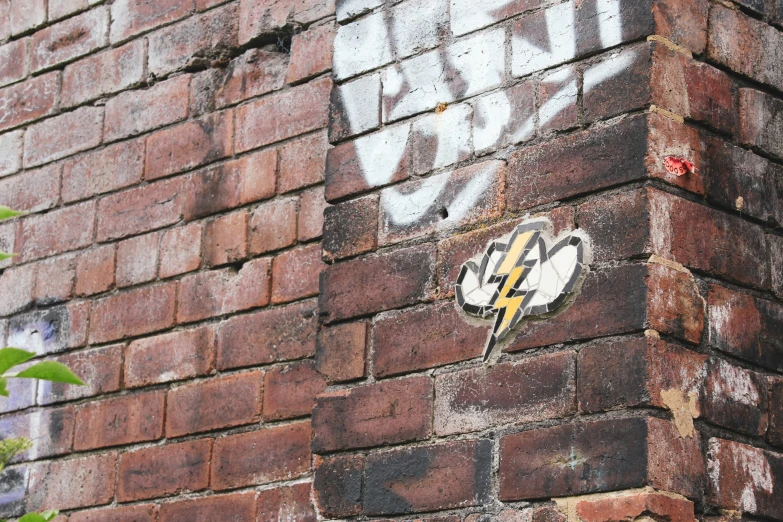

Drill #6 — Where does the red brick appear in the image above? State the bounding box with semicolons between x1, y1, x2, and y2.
147;4;238;77
707;284;783;372
0;219;15;272
34;253;77;304
205;211;248;267
707;438;783;520
0;39;27;88
75;244;116;296
436;351;576;436
772;234;783;302
653;0;709;54
7;0;46;37
145;110;233;180
540;65;578;132
159;492;256;522
97;178;184;241
574;490;695;522
38;345;123;405
646;113;706;195
211;421;311;490
320;244;436;323
31;7;108;72
373;302;486;378
189;48;288;115
118;439;211;502
110;0;194;43
89;283;177;343
585;44;653;124
323;194;378;262
708;5;783;93
0;406;74;460
116;231;160;287
48;0;96;20
299;186;328;241
236;78;331;152
500;417;704;501
70;504;158;522
177;257;271;323
184;150;277;220
740;88;783;159
364;440;491;516
104;75;191;142
24;106;104;168
17;202;95;263
7;301;89;354
278;130;327;193
217;300;317;369
62;139;145;203
647;261;705;345
74;391;165;450
125;326;215;388
272;244;325;304
312;376;433;453
0;264;34;317
702;357;768;437
257;483;317;522
287;23;334;83
769;378;783;447
166;371;263;437
0;163;60;214
0;128;23;177
160;222;203;278
28;452;116;511
315;321;367;383
314;454;364;518
239;0;335;44
579;189;652;262
249;197;297;255
325;132;410;202
264;360;326;420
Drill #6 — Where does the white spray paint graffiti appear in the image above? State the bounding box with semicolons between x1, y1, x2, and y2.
332;0;639;228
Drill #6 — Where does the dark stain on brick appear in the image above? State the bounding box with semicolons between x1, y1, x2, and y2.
49;28;88;52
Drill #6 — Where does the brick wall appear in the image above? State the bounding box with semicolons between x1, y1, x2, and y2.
0;0;781;521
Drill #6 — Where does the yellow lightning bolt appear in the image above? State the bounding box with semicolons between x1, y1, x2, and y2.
491;231;537;338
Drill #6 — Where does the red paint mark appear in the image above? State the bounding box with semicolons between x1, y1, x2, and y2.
664;156;696;176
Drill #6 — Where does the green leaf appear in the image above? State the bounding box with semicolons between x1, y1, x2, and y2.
18;513;46;522
0;206;25;221
40;510;59;521
0;252;16;261
0;347;35;375
15;361;84;385
0;378;8;397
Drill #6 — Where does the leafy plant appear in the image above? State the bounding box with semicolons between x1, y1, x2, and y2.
0;438;59;522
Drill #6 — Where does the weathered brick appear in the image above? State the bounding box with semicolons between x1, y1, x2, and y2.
0;163;60;214
211;421;311;490
17;202;95;263
166;371;263;437
287;23;333;83
708;284;783;372
217;300;317;369
264;360;326;420
707;438;783;520
364;440;491;516
584;44;652;123
111;0;193;43
0;406;74;460
184;150;277;220
325;128;410;201
579;189;651;262
314;454;364;518
573;490;695;522
740;88;783;159
62;139;145;203
74;391;165;450
329;73;381;142
38;345;122;405
646;113;706;195
646;261;705;345
500;417;704;500
272;244;325;304
0;129;23;177
205;211;248;267
436;351;576;436
147;4;238;77
31;7;108;72
8;302;89;355
315;320;367;383
116;232;160;287
7;0;46;37
118;439;211;502
104;75;190;142
770;378;783;447
48;0;100;21
34;254;78;305
772;235;783;301
235;77;331;152
177;257;270;323
24;106;104;168
473;81;537;155
90;283;176;343
145;110;233;180
373;302;485;378
539;66;578;133
0;264;34;317
258;483;317;522
75;244;115;297
239;0;335;44
652;0;709;54
0;39;27;88
28;452;116;511
160;222;203;278
702;357;768;437
299;186;328;241
322;195;377;262
320;244;436;322
159;492;256;522
312;376;433;453
411;103;472;174
249;197;297;255
70;504;158;522
125;326;215;388
96;178;184;241
278;131;327;193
